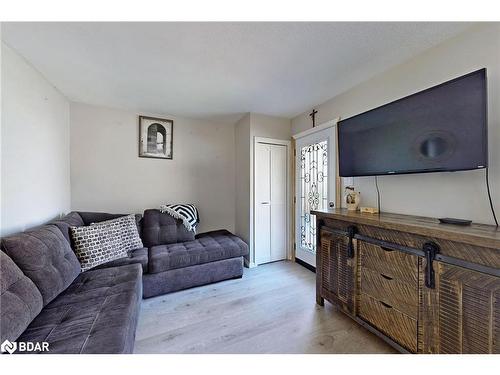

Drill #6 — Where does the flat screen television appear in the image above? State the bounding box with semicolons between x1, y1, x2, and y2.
338;69;488;177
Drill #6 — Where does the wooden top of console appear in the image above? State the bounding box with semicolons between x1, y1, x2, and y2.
312;208;500;249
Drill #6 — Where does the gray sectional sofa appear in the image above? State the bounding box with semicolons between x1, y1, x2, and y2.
0;209;248;354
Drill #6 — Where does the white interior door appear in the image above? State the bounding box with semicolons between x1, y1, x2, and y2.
255;142;271;265
255;141;288;265
295;126;336;267
270;144;287;262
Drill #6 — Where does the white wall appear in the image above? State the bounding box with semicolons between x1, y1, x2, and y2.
1;43;70;236
234;113;251;244
70;102;236;233
250;113;292;141
292;24;500;225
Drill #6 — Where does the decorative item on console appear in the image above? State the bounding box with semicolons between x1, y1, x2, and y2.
344;186;360;211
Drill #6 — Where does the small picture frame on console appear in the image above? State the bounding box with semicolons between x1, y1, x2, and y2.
138;115;173;159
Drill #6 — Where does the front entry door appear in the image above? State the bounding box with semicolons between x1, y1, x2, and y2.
295;126;336;267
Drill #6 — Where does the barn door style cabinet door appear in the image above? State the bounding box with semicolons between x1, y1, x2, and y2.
423;263;500;353
317;229;357;315
314;209;500;354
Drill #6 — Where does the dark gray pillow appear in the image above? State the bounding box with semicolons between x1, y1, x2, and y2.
1;225;81;306
71;214;143;271
0;251;43;343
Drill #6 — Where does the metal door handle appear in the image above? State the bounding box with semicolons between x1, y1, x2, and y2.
423;242;439;289
261;202;270;205
346;225;357;258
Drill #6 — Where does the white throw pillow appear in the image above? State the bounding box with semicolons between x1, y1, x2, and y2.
70;214;143;271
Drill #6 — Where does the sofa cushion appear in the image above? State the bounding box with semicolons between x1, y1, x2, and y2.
79;212;143;237
142;209;195;248
143;257;243;298
93;247;148;273
78;212;139;225
50;212;85;243
17;263;142;354
1;225;81;306
52;212;143;245
0;252;43;343
70;215;143;271
148;229;248;273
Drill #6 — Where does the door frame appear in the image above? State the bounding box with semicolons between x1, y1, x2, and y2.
292;119;341;267
250;137;292;267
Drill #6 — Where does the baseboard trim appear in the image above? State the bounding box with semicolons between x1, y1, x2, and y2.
295;258;316;273
244;258;257;268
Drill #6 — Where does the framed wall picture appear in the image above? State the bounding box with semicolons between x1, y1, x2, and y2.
138;115;173;159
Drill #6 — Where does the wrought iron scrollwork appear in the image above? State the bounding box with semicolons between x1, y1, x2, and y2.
299;140;328;253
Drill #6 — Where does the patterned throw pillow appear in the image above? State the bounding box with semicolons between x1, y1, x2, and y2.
90;214;143;251
70;214;143;271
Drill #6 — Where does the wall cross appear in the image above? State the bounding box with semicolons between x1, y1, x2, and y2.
309;109;318;127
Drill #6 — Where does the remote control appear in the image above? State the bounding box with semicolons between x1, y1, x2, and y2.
438;218;472;226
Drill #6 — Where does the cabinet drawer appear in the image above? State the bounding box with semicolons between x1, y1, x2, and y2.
359;293;418;352
360;267;418;318
360;241;418;284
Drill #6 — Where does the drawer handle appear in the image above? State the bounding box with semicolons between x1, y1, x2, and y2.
380;246;394;252
380;273;393;281
380;301;393;309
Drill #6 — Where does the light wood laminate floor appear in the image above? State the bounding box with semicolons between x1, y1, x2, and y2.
134;260;396;353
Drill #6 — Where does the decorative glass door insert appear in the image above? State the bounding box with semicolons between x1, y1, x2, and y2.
294;124;336;267
299;140;328;253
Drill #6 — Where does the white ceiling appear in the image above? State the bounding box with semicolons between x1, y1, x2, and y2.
2;22;474;122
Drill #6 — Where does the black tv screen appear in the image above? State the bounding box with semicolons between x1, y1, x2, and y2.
338;69;488;177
